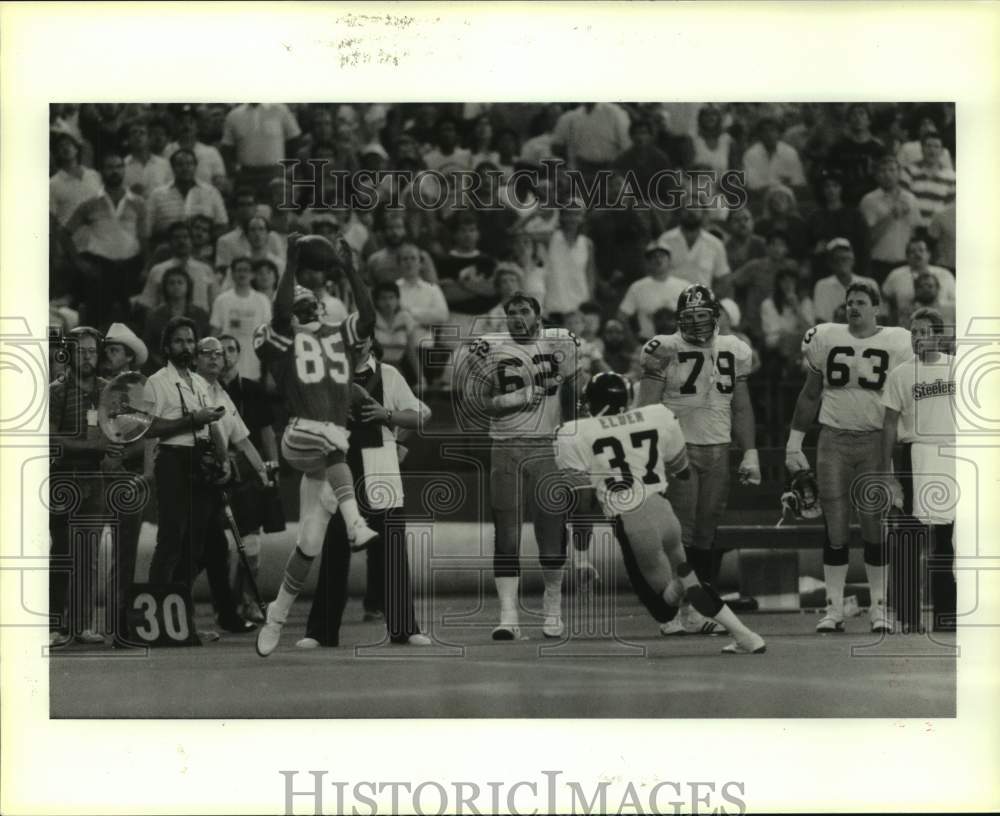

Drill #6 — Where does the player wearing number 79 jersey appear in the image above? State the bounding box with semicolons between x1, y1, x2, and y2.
253;234;378;657
785;282;912;634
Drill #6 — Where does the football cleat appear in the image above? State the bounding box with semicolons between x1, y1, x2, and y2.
491;624;525;641
869;604;894;634
542;616;565;639
295;637;320;649
256;619;284;657
721;631;767;654
75;629;104;644
816;605;846;633
659;619;685;636
404;633;433;646
49;631;71;648
681;605;725;635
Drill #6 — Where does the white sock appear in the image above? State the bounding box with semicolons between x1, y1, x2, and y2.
268;585;296;624
542;569;564;618
824;563;849;614
495;576;519;624
711;605;752;639
339;497;362;531
865;563;887;609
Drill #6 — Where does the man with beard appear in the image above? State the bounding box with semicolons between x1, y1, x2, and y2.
365;210;439;286
141;317;226;593
657;203;729;290
64;152;147;332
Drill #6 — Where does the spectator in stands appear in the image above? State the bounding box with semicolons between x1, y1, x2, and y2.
552;102;631;181
859;154;922;283
469;115;499;168
900;130;956;228
543;200;596;323
396;240;448;382
373;281;421;384
907;272;955;333
252;258;279;300
897;116;954;172
142;267;211;372
221;103;302;200
928;200;956;271
242;215;285;276
600;318;640;380
423;116;473;177
50;131;103;233
519;104;563;166
64;151;147;332
209;257;272;381
806;166;871;278
366;210;439;285
724;208;766;271
563;309;608;376
826;103;885;207
692;104;736;175
140;221;218;314
615;118;672;201
507;226;547;306
616;241;688;342
479;263;526;329
123;119;172;199
579;301;605;352
812;237;881;323
146;148;228;243
189;214;217;268
753;184;809;261
147;115;172;159
761;267;816;374
436;212;499;339
164;105;229;192
296;247;348;326
741;116;806;200
883;237;957;327
717;230;797;346
657;202;729;289
650;306;677;337
494;127;520;179
215;189;285;274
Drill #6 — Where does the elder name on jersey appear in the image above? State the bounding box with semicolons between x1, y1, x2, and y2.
638;332;752;445
801;322;913;432
555;403;688;516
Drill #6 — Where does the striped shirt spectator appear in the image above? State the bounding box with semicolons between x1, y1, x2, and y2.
146;150;228;240
900;133;956;227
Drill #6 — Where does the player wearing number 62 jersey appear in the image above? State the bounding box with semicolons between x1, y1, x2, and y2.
786;282;912;634
554;372;766;654
459;292;583;641
253;234;379;658
638;284;760;636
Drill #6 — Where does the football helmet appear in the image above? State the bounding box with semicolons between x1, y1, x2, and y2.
780;469;822;520
676;284;720;345
583;371;633;417
292;285;321;327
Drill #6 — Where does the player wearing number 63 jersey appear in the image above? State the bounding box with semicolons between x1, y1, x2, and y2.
459;293;583;641
786;282;912;634
554;372;766;654
638;284;760;636
253;234;379;657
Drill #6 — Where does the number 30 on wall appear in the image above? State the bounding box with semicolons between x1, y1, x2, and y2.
128;585;201;646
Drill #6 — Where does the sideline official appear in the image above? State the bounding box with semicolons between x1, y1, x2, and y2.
299;336;431;647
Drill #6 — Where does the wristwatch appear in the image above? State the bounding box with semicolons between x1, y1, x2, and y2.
385;409;393;427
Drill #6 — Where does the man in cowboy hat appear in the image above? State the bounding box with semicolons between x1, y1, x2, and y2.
103;322;149;377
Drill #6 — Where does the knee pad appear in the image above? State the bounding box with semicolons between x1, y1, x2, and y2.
863;539;888;567
538;552;567;571
823;538;850;567
493;551;520;578
684;583;724;618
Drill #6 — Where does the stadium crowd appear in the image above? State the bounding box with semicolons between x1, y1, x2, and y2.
49;101;956;396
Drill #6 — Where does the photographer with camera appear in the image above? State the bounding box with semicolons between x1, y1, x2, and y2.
141;316;226;593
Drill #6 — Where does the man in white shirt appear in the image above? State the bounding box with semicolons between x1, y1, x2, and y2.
812;238;882;323
164;105;228;191
209;257;273;381
551;103;631;178
883;237;957;326
617;241;689;341
221;103;302;200
657;205;729;289
139;221;218;313
214;188;285;273
124;120;173;199
49;131;103;235
421;117;472;177
741;117;806;195
859;154;922;282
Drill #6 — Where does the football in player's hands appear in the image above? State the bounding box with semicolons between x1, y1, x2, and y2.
297;234;338;270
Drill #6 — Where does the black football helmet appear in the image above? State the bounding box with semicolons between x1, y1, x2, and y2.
780;469;822;520
292;285;321;327
676;284;720;345
584;371;633;417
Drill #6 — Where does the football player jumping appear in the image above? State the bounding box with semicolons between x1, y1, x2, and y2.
555;372;766;654
785;282;912;633
461;293;583;640
253;233;378;656
637;284;761;636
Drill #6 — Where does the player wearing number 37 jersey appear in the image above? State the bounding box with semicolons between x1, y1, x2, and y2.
253;234;378;657
555;372;766;654
786;282;912;634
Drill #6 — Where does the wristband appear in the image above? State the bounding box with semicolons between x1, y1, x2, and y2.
786;429;805;452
